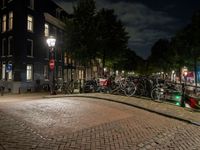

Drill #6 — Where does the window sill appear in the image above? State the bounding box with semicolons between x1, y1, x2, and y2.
27;56;34;58
1;7;6;10
27;30;34;33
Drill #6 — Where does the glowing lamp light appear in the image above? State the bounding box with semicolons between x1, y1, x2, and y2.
175;102;180;106
46;36;56;47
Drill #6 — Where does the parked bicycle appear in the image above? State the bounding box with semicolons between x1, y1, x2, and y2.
151;79;182;103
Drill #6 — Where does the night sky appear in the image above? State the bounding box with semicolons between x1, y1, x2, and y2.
54;0;200;59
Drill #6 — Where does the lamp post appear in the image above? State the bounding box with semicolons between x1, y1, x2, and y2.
46;36;56;95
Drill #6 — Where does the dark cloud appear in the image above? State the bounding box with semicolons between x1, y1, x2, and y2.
54;0;200;59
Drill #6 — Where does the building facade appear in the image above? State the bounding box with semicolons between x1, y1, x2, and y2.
0;0;73;93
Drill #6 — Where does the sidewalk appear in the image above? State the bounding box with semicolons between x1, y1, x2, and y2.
45;93;200;126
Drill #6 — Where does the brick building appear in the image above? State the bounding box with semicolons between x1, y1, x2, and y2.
0;0;74;93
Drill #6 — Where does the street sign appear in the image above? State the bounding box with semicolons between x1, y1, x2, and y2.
49;59;55;70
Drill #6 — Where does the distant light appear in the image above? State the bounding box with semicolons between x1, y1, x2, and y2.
116;70;119;75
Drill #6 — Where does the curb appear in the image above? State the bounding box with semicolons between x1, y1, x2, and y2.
44;94;200;127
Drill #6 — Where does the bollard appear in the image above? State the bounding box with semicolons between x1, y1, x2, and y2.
180;83;185;107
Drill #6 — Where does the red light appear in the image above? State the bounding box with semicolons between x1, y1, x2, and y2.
189;97;198;108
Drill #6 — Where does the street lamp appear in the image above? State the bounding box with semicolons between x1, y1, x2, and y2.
46;36;56;95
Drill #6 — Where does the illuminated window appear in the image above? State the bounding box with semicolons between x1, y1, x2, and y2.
2;15;6;32
8;11;13;30
27;39;33;56
2;64;6;80
8;36;13;56
27;15;33;31
26;64;33;80
44;23;49;37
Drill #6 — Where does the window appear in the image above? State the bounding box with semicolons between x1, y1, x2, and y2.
2;64;6;80
58;48;62;61
2;0;6;8
8;11;13;30
27;39;33;57
44;23;49;37
64;52;67;64
52;27;56;37
72;59;75;65
2;38;6;56
56;8;61;19
8;36;13;56
28;0;34;9
44;65;48;80
26;64;33;80
58;66;62;78
8;0;13;3
7;63;12;80
2;15;6;32
27;15;33;31
68;57;71;64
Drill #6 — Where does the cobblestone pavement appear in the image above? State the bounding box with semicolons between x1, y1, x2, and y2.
0;94;200;149
48;93;200;125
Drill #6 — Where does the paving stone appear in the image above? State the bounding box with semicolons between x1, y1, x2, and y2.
0;94;200;149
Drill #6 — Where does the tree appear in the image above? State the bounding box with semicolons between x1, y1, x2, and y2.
170;10;200;84
96;8;129;70
64;0;130;77
148;39;172;73
64;0;97;67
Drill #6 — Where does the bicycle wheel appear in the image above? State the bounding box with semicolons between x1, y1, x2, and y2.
136;83;145;96
124;82;137;97
151;88;163;102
